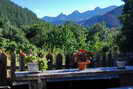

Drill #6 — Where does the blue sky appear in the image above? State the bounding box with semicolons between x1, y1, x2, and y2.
11;0;124;18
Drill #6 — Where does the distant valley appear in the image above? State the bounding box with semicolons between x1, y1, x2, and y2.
42;6;123;28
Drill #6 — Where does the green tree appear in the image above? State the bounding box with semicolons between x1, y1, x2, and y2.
120;0;133;52
86;23;119;52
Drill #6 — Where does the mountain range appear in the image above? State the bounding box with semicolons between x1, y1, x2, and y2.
0;0;123;28
42;6;123;28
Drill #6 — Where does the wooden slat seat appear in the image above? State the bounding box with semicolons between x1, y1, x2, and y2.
0;86;11;89
108;86;133;89
0;52;16;89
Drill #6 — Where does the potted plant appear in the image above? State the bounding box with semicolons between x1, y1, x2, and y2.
74;49;95;70
25;56;39;72
25;55;48;72
78;59;91;70
116;54;127;68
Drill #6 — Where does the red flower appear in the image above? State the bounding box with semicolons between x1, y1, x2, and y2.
79;49;87;53
74;49;96;57
87;51;96;55
19;52;26;56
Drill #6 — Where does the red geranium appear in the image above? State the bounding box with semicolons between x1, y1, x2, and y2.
74;49;95;61
78;49;96;55
19;50;26;56
79;49;87;53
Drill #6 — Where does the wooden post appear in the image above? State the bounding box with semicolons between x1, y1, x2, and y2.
102;53;106;67
29;78;47;89
0;53;7;85
56;53;63;69
108;51;113;67
95;53;101;67
65;53;72;68
10;51;16;84
19;50;26;71
101;52;109;67
105;52;108;66
19;56;25;71
46;53;53;70
42;79;47;89
119;73;133;86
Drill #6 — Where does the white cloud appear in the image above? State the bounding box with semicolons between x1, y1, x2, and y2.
35;9;40;13
33;9;44;18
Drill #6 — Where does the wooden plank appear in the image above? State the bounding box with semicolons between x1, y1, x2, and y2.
108;86;133;89
0;86;11;89
14;66;133;89
0;53;7;85
28;78;47;89
119;73;133;86
19;56;25;71
10;52;16;84
15;66;133;81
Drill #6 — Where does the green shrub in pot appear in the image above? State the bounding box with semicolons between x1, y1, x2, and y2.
25;56;48;71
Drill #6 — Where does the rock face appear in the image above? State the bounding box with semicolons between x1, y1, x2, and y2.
42;6;123;28
42;6;119;27
79;6;123;28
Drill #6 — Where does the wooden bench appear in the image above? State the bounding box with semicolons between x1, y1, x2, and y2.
108;86;133;89
0;86;11;89
0;52;16;89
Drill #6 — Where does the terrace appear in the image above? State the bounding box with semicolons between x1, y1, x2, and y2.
14;66;133;89
1;51;133;89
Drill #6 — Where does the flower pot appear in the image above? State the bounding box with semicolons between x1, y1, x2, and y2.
28;62;39;72
78;62;89;70
116;61;126;68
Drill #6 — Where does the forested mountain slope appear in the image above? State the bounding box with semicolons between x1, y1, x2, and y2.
0;0;39;26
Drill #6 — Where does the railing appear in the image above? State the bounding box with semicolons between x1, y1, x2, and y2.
1;51;133;86
0;52;16;86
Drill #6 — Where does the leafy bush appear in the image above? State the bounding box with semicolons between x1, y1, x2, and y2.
25;56;48;70
37;57;48;70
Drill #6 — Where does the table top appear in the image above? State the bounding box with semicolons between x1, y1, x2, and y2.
108;86;133;89
15;66;133;82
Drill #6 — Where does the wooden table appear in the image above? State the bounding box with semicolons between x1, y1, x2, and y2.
15;66;133;89
108;86;133;89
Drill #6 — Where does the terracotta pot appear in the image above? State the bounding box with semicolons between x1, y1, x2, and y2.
78;61;90;70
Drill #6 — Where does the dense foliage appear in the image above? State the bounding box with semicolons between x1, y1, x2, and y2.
120;0;133;52
0;16;120;54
